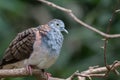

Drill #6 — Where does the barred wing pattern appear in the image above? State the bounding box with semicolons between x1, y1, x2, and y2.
0;28;36;66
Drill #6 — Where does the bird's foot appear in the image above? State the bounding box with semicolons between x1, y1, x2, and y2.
44;72;51;79
26;65;33;75
41;69;52;80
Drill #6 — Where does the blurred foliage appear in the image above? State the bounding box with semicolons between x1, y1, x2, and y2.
0;0;120;80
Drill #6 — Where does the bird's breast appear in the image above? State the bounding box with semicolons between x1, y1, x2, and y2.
25;30;60;69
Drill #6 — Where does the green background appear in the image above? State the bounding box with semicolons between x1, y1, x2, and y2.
0;0;120;80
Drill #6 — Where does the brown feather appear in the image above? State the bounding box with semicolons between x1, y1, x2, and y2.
0;24;51;69
0;28;37;66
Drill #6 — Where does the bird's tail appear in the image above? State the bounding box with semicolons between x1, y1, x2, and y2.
0;61;3;80
0;60;4;69
0;61;3;69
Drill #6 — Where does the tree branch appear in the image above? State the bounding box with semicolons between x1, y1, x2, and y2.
38;0;120;38
0;61;120;80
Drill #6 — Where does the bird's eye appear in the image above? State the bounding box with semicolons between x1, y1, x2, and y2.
56;23;59;26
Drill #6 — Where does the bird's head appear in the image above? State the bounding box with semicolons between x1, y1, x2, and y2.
48;19;68;34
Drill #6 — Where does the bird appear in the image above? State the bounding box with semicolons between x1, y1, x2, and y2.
0;19;68;75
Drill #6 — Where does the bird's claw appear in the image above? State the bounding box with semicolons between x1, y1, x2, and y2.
26;65;33;75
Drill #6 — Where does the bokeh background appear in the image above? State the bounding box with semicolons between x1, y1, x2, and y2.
0;0;120;80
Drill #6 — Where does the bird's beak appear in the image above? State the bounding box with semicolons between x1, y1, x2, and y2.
63;28;68;34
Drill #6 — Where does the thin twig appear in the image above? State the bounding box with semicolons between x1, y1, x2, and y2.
103;1;120;76
116;9;120;12
38;0;120;38
103;3;116;71
104;61;118;77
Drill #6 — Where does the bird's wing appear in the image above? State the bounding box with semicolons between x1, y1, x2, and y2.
0;28;37;66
